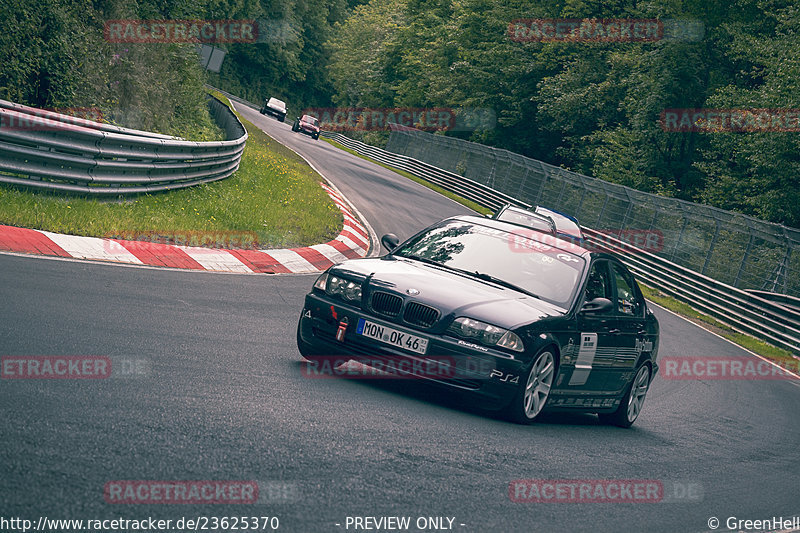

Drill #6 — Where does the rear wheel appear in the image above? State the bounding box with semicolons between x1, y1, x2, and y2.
292;121;300;132
599;363;651;428
279;114;285;122
506;348;557;424
312;132;319;140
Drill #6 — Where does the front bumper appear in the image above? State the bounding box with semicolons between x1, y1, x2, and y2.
297;292;527;409
263;107;285;118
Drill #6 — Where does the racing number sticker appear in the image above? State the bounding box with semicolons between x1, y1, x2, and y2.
568;333;597;386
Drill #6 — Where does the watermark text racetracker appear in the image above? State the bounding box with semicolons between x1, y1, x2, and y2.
1;356;149;379
661;356;800;380
302;107;496;132
104;480;299;505
302;355;496;380
661;108;800;132
104;20;258;43
509;479;703;503
508;229;664;254
103;230;262;251
0;107;103;132
508;18;704;42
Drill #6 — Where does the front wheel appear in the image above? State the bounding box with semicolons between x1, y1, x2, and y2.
506;348;557;424
599;363;651;428
278;115;285;122
292;121;300;132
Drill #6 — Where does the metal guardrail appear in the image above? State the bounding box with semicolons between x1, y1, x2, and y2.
209;86;261;112
0;95;246;195
321;130;800;356
387;126;800;299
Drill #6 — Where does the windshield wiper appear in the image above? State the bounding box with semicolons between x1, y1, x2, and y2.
470;271;541;299
396;254;481;277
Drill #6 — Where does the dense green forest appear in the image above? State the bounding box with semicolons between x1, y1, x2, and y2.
325;0;800;227
2;0;798;226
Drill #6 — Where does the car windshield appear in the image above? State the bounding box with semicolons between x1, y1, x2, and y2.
394;221;585;309
303;115;319;126
495;207;555;233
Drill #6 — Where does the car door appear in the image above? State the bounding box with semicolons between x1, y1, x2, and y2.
608;260;649;394
569;259;619;392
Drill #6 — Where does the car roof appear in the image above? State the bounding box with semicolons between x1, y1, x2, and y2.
534;206;584;240
492;204;584;241
492;205;556;234
448;214;591;257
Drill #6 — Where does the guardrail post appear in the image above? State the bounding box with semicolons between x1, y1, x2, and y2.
734;233;755;288
669;217;688;262
701;220;719;276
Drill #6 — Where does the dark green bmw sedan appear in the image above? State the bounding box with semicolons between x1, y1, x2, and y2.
297;214;659;427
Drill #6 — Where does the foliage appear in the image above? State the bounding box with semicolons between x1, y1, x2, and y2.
325;0;800;227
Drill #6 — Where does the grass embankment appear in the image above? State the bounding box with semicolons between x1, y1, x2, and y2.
640;284;798;368
0;94;342;249
322;136;492;216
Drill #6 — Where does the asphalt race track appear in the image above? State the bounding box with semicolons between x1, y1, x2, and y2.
2;107;799;533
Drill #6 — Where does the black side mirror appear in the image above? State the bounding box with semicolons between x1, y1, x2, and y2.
580;297;613;314
381;233;400;252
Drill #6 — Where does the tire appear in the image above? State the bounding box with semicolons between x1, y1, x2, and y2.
506;347;557;424
292;121;300;132
312;132;319;140
260;108;265;115
279;115;285;123
599;363;651;428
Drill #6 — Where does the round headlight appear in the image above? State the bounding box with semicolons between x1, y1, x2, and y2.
326;276;348;295
343;281;362;301
458;318;483;338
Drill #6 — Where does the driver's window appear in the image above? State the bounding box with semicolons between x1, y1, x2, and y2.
611;262;643;316
584;261;612;303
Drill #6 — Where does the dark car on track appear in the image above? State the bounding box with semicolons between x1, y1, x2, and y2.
296;214;659;426
292;114;320;139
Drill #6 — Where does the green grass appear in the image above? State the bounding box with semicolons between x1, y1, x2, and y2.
322;136;492;216
640;284;799;367
0;94;342;249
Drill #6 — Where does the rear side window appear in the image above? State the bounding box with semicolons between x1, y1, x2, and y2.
610;262;644;317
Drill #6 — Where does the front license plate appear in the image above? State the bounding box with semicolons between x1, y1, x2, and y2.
356;318;429;355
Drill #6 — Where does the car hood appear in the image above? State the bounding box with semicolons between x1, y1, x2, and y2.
330;257;566;329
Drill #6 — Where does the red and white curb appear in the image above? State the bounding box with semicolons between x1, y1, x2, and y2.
0;183;369;273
